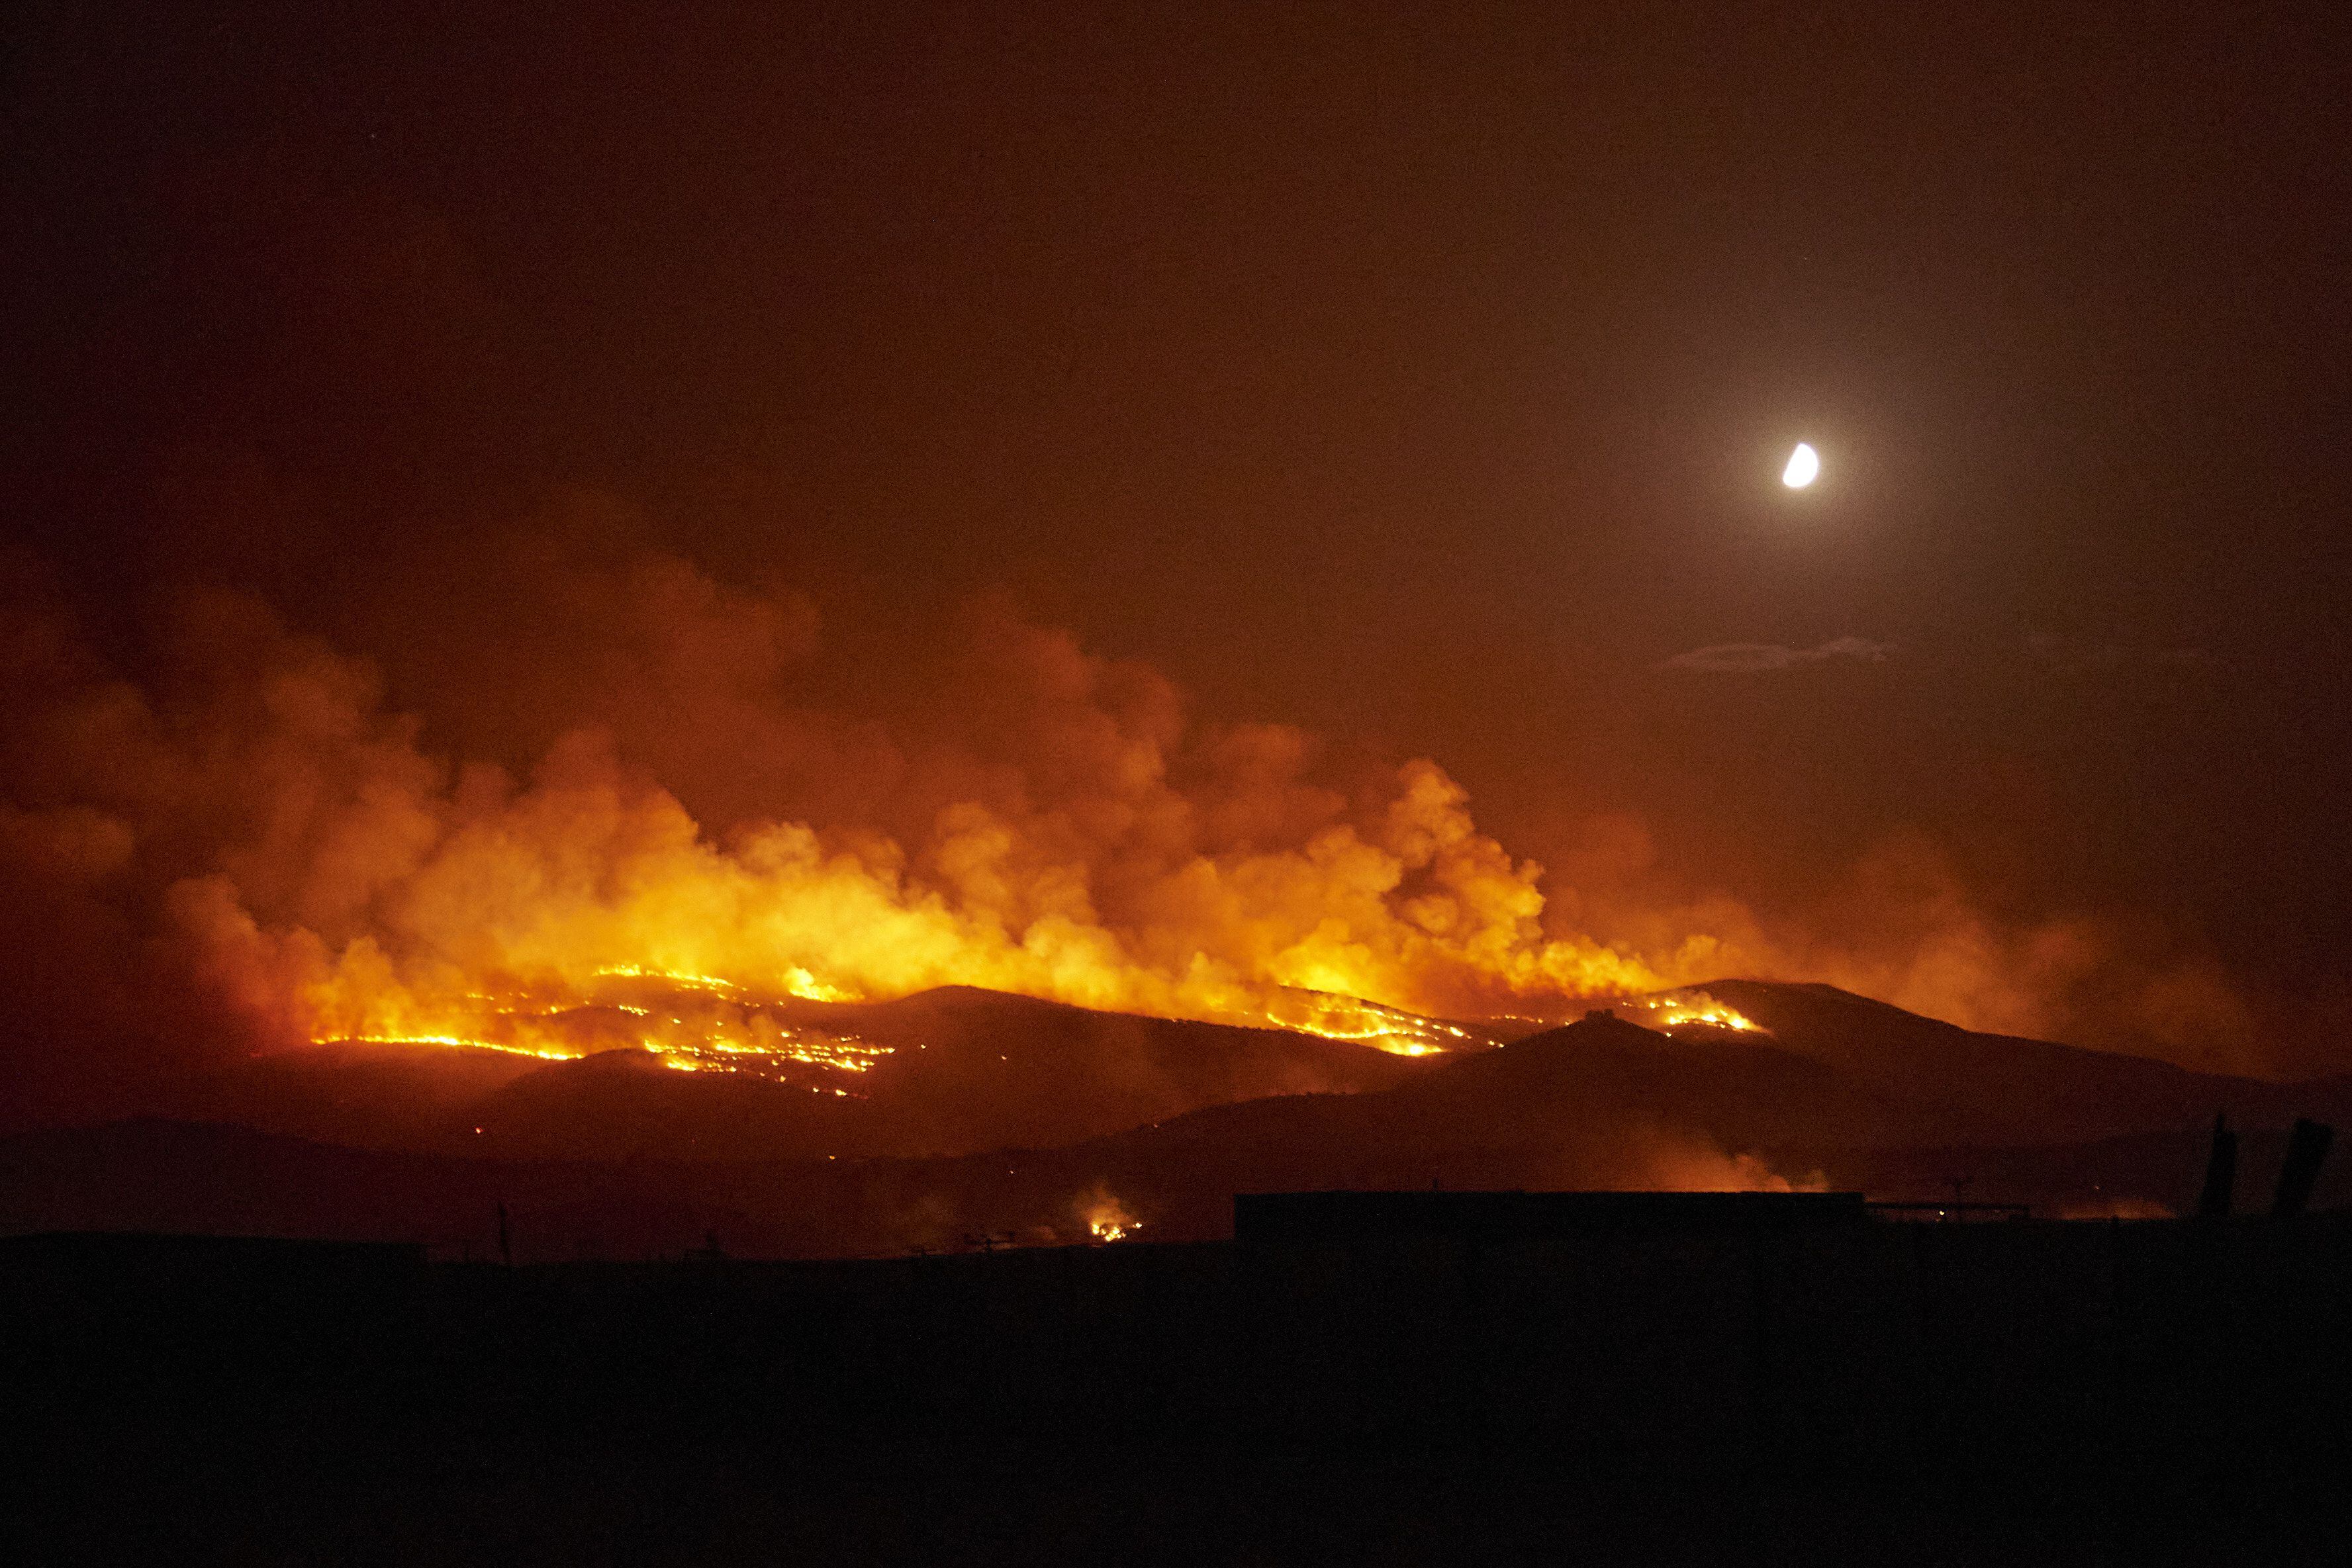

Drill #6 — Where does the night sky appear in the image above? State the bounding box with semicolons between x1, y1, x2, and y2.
7;1;2350;1080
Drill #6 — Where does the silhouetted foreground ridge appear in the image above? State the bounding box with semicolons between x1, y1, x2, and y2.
7;1207;2349;1561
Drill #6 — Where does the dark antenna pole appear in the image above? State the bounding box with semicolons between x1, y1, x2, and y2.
496;1201;512;1266
2196;1114;2237;1219
2271;1119;2335;1217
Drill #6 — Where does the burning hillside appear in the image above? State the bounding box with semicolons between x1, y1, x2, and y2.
258;745;1689;1064
0;556;1767;1125
0;542;2273;1136
15;980;2351;1257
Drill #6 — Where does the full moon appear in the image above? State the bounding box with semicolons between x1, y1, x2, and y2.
1781;441;1820;488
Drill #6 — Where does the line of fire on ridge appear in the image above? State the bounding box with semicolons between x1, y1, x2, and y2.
313;966;1760;1084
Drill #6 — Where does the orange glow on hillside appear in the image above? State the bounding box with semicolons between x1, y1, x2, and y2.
318;965;893;1083
219;737;1723;1065
1262;988;1480;1055
1606;990;1764;1035
1082;1189;1141;1242
11;571;1848;1089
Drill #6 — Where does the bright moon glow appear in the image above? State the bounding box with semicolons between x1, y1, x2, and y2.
1782;442;1820;488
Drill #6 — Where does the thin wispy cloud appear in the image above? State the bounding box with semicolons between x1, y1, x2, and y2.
1656;636;1895;674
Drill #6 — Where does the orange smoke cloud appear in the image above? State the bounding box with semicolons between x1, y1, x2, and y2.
0;531;2276;1125
0;547;1703;1116
1530;806;2277;1076
1630;1136;1828;1195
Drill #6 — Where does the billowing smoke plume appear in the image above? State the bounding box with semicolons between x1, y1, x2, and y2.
1526;809;2270;1075
0;520;2276;1130
0;535;1687;1124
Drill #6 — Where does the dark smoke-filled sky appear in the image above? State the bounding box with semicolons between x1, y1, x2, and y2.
5;1;2350;1111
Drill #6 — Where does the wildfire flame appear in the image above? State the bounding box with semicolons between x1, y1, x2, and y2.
248;733;1699;1066
1262;987;1482;1056
1083;1189;1141;1243
321;966;893;1084
8;560;1824;1111
1603;990;1764;1035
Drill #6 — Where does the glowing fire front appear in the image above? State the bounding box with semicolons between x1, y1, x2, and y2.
1603;990;1764;1035
317;965;894;1085
265;755;1715;1072
124;594;1758;1074
304;966;1762;1079
1082;1190;1141;1243
1262;988;1478;1056
16;555;2228;1132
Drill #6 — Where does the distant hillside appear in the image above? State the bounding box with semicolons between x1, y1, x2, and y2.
19;982;2352;1256
1695;979;2329;1142
175;984;1440;1162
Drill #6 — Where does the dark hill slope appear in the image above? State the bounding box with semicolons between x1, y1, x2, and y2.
179;985;1438;1162
1697;980;2274;1142
0;1017;1916;1254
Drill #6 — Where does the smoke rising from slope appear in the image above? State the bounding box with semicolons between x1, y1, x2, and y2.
0;536;1679;1121
0;522;2275;1129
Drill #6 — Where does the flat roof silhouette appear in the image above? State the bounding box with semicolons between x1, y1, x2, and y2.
1234;1189;1870;1244
0;1230;425;1273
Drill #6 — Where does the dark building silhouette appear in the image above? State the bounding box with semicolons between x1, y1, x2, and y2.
1233;1188;1869;1245
2198;1112;2238;1217
2272;1119;2335;1217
